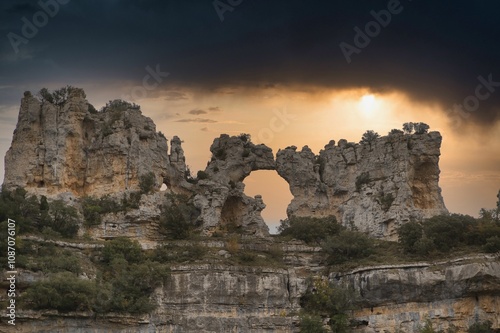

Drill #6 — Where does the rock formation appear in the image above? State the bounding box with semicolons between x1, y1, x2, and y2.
3;89;448;239
193;134;275;237
335;254;500;332
3;89;187;198
2;89;496;333
276;133;448;239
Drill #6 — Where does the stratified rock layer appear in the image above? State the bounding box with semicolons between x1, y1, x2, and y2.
334;255;500;332
276;133;448;239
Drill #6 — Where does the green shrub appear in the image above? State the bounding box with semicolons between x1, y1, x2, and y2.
82;197;103;227
300;314;326;333
355;172;370;191
152;243;206;263
418;320;437;333
38;200;79;238
360;130;380;145
87;103;97;114
483;236;500;253
139;172;156;194
159;194;198;240
388;129;404;135
101;99;138;112
101;237;143;264
423;214;474;252
300;278;357;333
322;230;374;265
23;272;95;312
237;252;257;263
398;221;423;254
0;186;40;234
102;258;169;314
27;248;82;274
378;192;395;212
279;216;341;245
468;321;493;333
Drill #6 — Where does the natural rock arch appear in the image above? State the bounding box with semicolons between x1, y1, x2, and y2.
243;170;293;233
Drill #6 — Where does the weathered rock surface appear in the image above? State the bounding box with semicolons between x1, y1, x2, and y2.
3;91;185;198
333;254;500;332
276;133;448;239
5;254;499;333
4;90;448;239
193;134;275;236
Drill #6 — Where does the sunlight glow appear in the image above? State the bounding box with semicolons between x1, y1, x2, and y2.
358;94;378;115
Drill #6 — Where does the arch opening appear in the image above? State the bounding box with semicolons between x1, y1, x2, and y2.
243;170;293;234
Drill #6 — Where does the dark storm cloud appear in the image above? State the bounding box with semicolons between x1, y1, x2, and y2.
1;0;499;126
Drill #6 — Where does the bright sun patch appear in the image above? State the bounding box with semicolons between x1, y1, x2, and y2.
358;94;378;116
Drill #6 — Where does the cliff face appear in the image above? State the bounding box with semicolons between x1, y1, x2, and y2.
7;252;499;333
3;89;473;333
3;91;448;239
335;255;500;332
3;91;185;198
276;133;448;239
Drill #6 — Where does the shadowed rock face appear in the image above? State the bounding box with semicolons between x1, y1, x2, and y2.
3;91;447;239
276;133;448;239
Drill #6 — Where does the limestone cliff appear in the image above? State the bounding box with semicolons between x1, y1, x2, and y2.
194;134;275;237
276;133;448;239
3;90;186;198
335;254;500;332
3;89;448;239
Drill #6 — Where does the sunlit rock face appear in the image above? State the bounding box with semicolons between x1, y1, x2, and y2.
276;132;448;239
3;91;186;198
4;90;447;239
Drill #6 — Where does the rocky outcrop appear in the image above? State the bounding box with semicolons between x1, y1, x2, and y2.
3;89;447;239
3;90;186;198
333;254;500;332
193;134;275;236
276;133;448;239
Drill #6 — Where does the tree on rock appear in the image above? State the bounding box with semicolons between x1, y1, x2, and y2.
403;122;414;134
414;122;430;134
360;130;380;145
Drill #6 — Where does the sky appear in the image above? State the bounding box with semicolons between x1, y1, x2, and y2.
1;0;499;232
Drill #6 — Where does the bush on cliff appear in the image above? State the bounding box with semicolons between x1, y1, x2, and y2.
38;200;80;238
159;194;199;240
300;278;358;333
322;230;374;265
22;272;95;312
0;186;40;234
398;213;500;255
278;215;341;245
139;172;156;194
468;321;494;333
